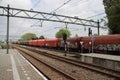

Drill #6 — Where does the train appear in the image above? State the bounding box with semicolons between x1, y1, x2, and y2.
15;34;120;55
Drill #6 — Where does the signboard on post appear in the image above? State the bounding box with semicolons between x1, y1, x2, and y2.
91;36;95;43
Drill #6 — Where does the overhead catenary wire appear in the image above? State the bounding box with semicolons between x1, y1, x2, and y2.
86;12;105;19
51;0;72;13
14;0;42;36
27;0;103;37
60;0;88;13
7;0;105;39
86;12;108;30
67;0;86;5
32;0;72;26
60;0;105;20
15;0;89;37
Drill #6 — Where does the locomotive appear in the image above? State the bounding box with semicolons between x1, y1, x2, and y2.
16;34;120;55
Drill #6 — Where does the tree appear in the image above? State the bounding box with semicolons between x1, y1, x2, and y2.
93;33;98;36
103;0;120;34
75;34;78;38
55;28;71;38
21;33;38;41
39;35;45;39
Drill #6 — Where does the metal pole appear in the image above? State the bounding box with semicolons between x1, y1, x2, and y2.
64;42;67;56
89;42;91;53
65;23;68;29
89;45;90;53
6;5;9;54
81;45;83;53
97;20;100;36
80;41;83;53
92;42;94;53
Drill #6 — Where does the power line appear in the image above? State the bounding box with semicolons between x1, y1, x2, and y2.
67;0;86;5
60;0;88;13
51;0;72;13
87;13;105;19
14;0;72;37
14;0;41;35
86;12;108;30
32;0;72;26
61;0;105;20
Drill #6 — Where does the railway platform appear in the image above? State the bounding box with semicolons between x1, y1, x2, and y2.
33;47;120;72
0;49;47;80
80;53;120;72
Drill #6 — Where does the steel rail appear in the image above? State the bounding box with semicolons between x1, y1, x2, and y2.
13;45;76;80
19;45;120;79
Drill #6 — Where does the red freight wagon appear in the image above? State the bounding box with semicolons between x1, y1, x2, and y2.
32;40;38;46
81;36;92;49
46;38;59;48
29;40;38;46
81;34;120;52
37;39;46;47
77;37;83;46
58;37;79;49
29;40;33;46
93;35;120;44
58;37;83;51
66;37;78;49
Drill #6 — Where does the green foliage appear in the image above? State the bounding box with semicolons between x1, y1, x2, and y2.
108;4;120;34
55;28;71;38
1;43;7;49
93;33;98;36
39;35;45;39
21;33;38;41
100;17;108;27
75;34;78;38
103;0;120;34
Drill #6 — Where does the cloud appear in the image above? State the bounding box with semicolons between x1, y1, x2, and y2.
0;0;32;9
0;0;107;41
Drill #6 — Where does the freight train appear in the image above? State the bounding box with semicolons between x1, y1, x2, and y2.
16;34;120;55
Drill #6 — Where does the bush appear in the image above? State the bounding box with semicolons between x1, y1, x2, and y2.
1;43;7;49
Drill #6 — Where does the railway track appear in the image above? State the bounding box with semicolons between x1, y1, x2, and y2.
13;45;76;80
12;44;120;80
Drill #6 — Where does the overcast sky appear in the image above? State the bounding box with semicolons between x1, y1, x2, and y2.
0;0;108;41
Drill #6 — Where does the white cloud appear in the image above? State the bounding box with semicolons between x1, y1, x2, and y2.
0;0;32;9
0;0;107;41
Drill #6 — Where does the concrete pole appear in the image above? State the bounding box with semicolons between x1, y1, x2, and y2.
6;4;10;54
